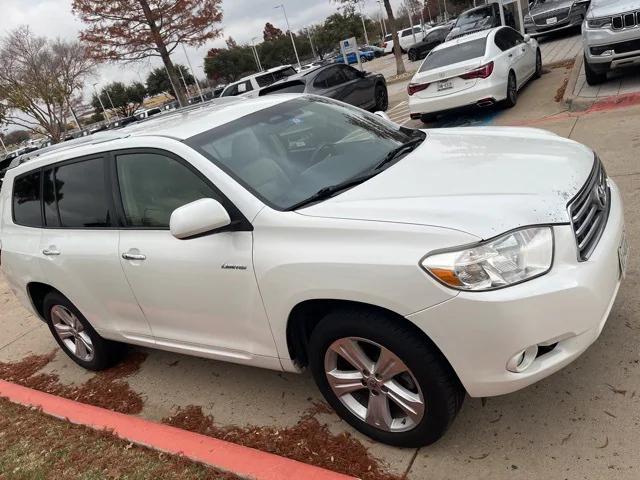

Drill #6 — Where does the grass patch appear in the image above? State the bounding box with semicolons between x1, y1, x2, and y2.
0;398;241;479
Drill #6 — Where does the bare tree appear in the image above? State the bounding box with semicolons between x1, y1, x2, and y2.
0;27;96;143
72;0;223;107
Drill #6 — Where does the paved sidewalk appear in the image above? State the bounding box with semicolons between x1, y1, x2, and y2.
538;31;582;65
573;64;640;100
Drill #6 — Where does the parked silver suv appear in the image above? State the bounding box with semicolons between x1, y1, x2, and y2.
583;0;640;85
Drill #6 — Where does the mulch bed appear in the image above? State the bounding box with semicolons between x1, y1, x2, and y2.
163;404;402;480
0;350;146;414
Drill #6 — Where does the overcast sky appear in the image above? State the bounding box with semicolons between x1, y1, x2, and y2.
3;0;405;94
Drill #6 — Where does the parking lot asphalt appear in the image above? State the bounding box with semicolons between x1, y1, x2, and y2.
2;48;640;479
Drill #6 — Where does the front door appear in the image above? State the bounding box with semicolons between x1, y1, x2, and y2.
112;149;277;364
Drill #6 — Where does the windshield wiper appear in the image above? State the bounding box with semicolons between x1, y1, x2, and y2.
373;137;424;171
288;136;425;211
287;170;380;211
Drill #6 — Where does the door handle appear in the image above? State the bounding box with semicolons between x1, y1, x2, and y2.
508;53;513;58
122;252;146;261
42;248;60;256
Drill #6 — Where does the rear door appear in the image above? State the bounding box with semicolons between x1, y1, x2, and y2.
312;66;355;104
498;28;530;85
336;64;372;108
37;155;152;340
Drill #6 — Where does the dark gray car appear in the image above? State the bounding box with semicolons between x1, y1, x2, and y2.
524;0;590;37
258;64;388;112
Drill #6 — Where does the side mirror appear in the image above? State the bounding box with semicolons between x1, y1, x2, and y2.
523;34;531;42
373;111;391;122
170;198;231;240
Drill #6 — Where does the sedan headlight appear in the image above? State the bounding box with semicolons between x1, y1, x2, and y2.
587;17;612;28
421;227;554;291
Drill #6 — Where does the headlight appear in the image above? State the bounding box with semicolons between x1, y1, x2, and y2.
587;17;612;28
421;227;554;291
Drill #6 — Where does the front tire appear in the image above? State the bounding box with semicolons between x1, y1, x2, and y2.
503;71;518;108
408;49;417;62
534;49;542;79
43;292;124;371
308;308;464;447
584;56;608;85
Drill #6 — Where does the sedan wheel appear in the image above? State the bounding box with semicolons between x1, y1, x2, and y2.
504;71;518;108
51;305;94;362
534;50;542;79
324;337;425;432
374;84;388;111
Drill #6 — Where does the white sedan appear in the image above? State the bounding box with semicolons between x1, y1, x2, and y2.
408;26;542;122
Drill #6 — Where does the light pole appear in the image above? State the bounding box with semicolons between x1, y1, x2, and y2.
92;83;110;123
181;43;205;103
377;0;387;36
305;28;317;59
250;36;264;71
274;4;301;69
359;2;370;45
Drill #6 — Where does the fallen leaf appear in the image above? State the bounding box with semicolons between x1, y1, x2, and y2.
604;410;617;419
596;437;609;449
470;453;489;460
606;384;627;396
560;433;572;445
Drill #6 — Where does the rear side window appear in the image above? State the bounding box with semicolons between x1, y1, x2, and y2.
13;170;42;227
255;73;275;88
115;152;221;228
419;38;487;72
49;157;112;228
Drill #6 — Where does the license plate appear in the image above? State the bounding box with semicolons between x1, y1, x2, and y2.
619;230;630;279
437;80;453;91
546;17;558;25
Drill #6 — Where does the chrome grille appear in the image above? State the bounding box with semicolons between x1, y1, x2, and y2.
568;157;610;261
611;9;640;30
533;7;570;26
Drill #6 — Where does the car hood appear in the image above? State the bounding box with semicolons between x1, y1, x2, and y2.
298;127;595;239
530;0;574;16
588;0;640;18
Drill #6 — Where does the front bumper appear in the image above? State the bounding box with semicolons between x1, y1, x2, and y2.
584;23;640;68
408;181;625;397
525;9;585;37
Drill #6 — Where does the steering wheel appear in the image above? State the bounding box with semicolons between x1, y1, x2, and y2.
309;142;337;165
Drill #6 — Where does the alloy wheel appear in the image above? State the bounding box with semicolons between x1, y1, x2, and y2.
376;87;388;111
50;305;94;362
324;337;425;432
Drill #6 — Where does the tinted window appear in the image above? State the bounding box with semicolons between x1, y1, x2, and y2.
456;7;492;26
430;28;449;42
13;170;42;227
495;28;521;51
340;65;360;81
273;67;297;82
314;67;345;89
116;152;220;228
419;38;487;72
53;158;111;228
255;73;275;88
401;29;413;37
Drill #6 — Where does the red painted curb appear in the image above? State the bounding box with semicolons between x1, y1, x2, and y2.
0;379;355;480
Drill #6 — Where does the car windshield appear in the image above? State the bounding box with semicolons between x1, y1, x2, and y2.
419;38;487;71
186;97;419;210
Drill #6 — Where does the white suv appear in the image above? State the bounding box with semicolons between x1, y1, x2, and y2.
220;65;297;98
0;96;627;447
583;0;640;85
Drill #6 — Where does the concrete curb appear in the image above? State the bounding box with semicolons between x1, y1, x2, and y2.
0;379;355;480
562;53;596;111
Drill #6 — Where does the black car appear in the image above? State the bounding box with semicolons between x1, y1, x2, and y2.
524;0;589;37
447;3;515;41
259;64;388;112
407;25;453;61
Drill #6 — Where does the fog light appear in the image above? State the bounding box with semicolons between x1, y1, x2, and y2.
601;50;615;57
507;345;539;373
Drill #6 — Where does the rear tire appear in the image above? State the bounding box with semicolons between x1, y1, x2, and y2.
43;292;125;371
308;307;464;447
584;56;608;85
374;83;389;112
408;50;417;62
503;71;518;108
420;113;435;124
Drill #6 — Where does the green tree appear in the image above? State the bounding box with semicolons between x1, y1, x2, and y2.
92;81;146;118
146;65;195;97
204;47;256;83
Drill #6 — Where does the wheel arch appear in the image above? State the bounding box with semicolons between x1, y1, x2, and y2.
285;299;457;379
26;282;63;321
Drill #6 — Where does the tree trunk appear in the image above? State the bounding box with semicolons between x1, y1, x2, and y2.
383;0;406;75
138;0;187;107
